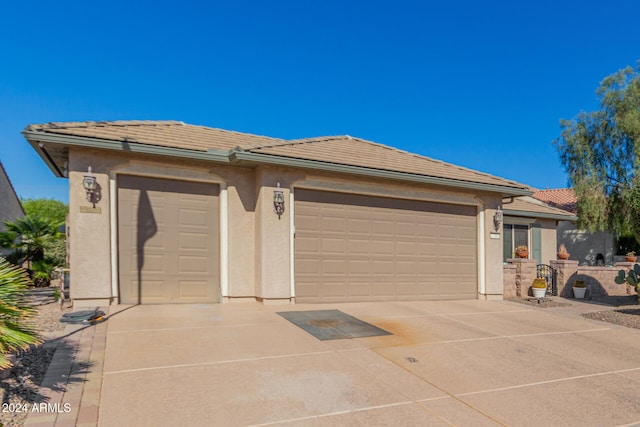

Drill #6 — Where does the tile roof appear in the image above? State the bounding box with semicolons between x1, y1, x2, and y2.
26;120;281;151
531;188;577;214
503;196;576;219
25;120;529;191
249;135;527;188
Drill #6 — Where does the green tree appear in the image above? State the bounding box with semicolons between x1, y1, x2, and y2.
554;62;640;243
0;216;64;267
21;198;68;267
0;257;40;368
21;198;67;225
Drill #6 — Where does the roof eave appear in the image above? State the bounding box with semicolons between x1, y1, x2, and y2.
503;209;577;221
23;131;533;197
232;151;532;196
22;131;232;174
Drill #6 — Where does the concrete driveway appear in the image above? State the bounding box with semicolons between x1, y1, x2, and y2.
95;300;640;426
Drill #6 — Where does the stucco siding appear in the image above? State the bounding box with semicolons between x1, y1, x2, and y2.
558;221;616;265
65;148;508;304
539;219;558;265
68;150;112;301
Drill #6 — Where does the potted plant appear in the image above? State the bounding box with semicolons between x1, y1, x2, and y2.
531;277;547;298
557;244;570;260
572;280;587;299
626;251;637;262
515;245;528;258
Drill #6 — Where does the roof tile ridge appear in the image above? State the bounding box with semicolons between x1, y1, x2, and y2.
512;196;576;215
28;120;186;131
533;188;574;194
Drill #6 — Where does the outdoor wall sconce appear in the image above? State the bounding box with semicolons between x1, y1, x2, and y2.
273;182;285;219
82;166;99;207
493;206;503;231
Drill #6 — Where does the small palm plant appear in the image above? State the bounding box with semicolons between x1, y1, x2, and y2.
0;257;41;368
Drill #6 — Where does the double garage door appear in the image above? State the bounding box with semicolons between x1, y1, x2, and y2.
294;189;478;303
117;180;477;304
117;175;220;304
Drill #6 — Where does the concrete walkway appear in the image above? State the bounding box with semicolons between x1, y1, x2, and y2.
27;299;640;426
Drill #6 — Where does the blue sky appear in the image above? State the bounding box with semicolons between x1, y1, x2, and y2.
1;1;639;204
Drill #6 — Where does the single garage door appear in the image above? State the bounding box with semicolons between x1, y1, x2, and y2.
118;175;220;304
294;189;477;303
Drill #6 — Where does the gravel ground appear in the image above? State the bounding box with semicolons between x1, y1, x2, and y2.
508;294;640;330
0;291;72;427
581;295;640;329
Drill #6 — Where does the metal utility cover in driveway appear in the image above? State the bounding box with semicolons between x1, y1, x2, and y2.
277;309;392;340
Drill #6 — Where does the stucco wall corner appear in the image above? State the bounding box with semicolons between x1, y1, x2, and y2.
68;152;112;301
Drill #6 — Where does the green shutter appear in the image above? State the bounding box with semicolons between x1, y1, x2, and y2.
532;224;542;264
503;224;513;262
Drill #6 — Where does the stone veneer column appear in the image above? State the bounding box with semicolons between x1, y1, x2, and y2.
508;258;538;297
550;260;579;297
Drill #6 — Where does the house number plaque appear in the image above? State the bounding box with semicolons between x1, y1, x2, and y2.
80;206;102;214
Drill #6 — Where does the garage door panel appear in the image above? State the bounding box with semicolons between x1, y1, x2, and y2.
347;218;370;234
118;175;219;304
295;189;477;303
418;242;437;256
373;260;395;274
179;233;209;250
322;216;347;233
144;232;165;249
138;280;167;298
372;240;394;254
179;208;210;228
397;241;419;255
178;255;210;273
296;214;318;231
347;239;371;254
348;282;373;297
142;254;166;274
322;259;347;274
322;238;347;254
177;280;209;297
372;220;394;235
348;260;372;275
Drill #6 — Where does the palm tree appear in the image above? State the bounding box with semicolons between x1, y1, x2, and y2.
0;215;64;266
0;257;40;368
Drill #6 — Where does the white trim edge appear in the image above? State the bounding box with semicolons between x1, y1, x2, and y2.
220;188;229;300
478;208;486;295
289;190;295;298
110;177;119;300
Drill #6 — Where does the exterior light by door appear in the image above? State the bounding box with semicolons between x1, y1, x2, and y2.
273;182;285;219
83;166;98;207
493;206;503;231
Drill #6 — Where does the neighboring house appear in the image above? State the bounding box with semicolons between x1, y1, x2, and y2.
501;196;577;265
532;188;616;266
0;161;25;255
23;120;540;305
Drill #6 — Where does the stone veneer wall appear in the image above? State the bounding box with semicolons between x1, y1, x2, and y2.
504;259;635;299
550;260;634;298
503;264;517;298
505;258;538;297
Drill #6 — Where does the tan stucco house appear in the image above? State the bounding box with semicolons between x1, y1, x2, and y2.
23;120;560;306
